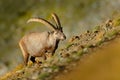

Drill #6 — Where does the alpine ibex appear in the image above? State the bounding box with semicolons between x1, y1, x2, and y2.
19;13;66;65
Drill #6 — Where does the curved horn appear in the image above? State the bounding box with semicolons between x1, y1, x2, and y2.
51;13;62;29
27;18;56;31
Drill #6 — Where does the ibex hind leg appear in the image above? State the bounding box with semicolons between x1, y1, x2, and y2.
19;41;29;66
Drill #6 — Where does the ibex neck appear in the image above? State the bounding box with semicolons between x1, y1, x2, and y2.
48;31;59;45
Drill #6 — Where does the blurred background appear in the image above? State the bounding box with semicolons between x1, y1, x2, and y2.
0;0;120;77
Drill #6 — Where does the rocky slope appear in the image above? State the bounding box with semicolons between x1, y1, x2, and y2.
1;16;120;80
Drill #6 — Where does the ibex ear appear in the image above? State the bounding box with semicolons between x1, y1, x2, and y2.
27;18;56;31
51;13;62;31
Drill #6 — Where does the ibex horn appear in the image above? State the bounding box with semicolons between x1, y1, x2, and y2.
27;18;56;31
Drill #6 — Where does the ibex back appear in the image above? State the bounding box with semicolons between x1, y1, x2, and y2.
19;13;66;65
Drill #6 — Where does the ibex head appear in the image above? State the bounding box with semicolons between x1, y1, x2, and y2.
27;13;66;41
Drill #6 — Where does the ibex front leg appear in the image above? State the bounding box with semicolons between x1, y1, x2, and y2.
19;41;29;65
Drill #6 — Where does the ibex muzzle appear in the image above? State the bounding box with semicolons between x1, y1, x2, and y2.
19;13;66;65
